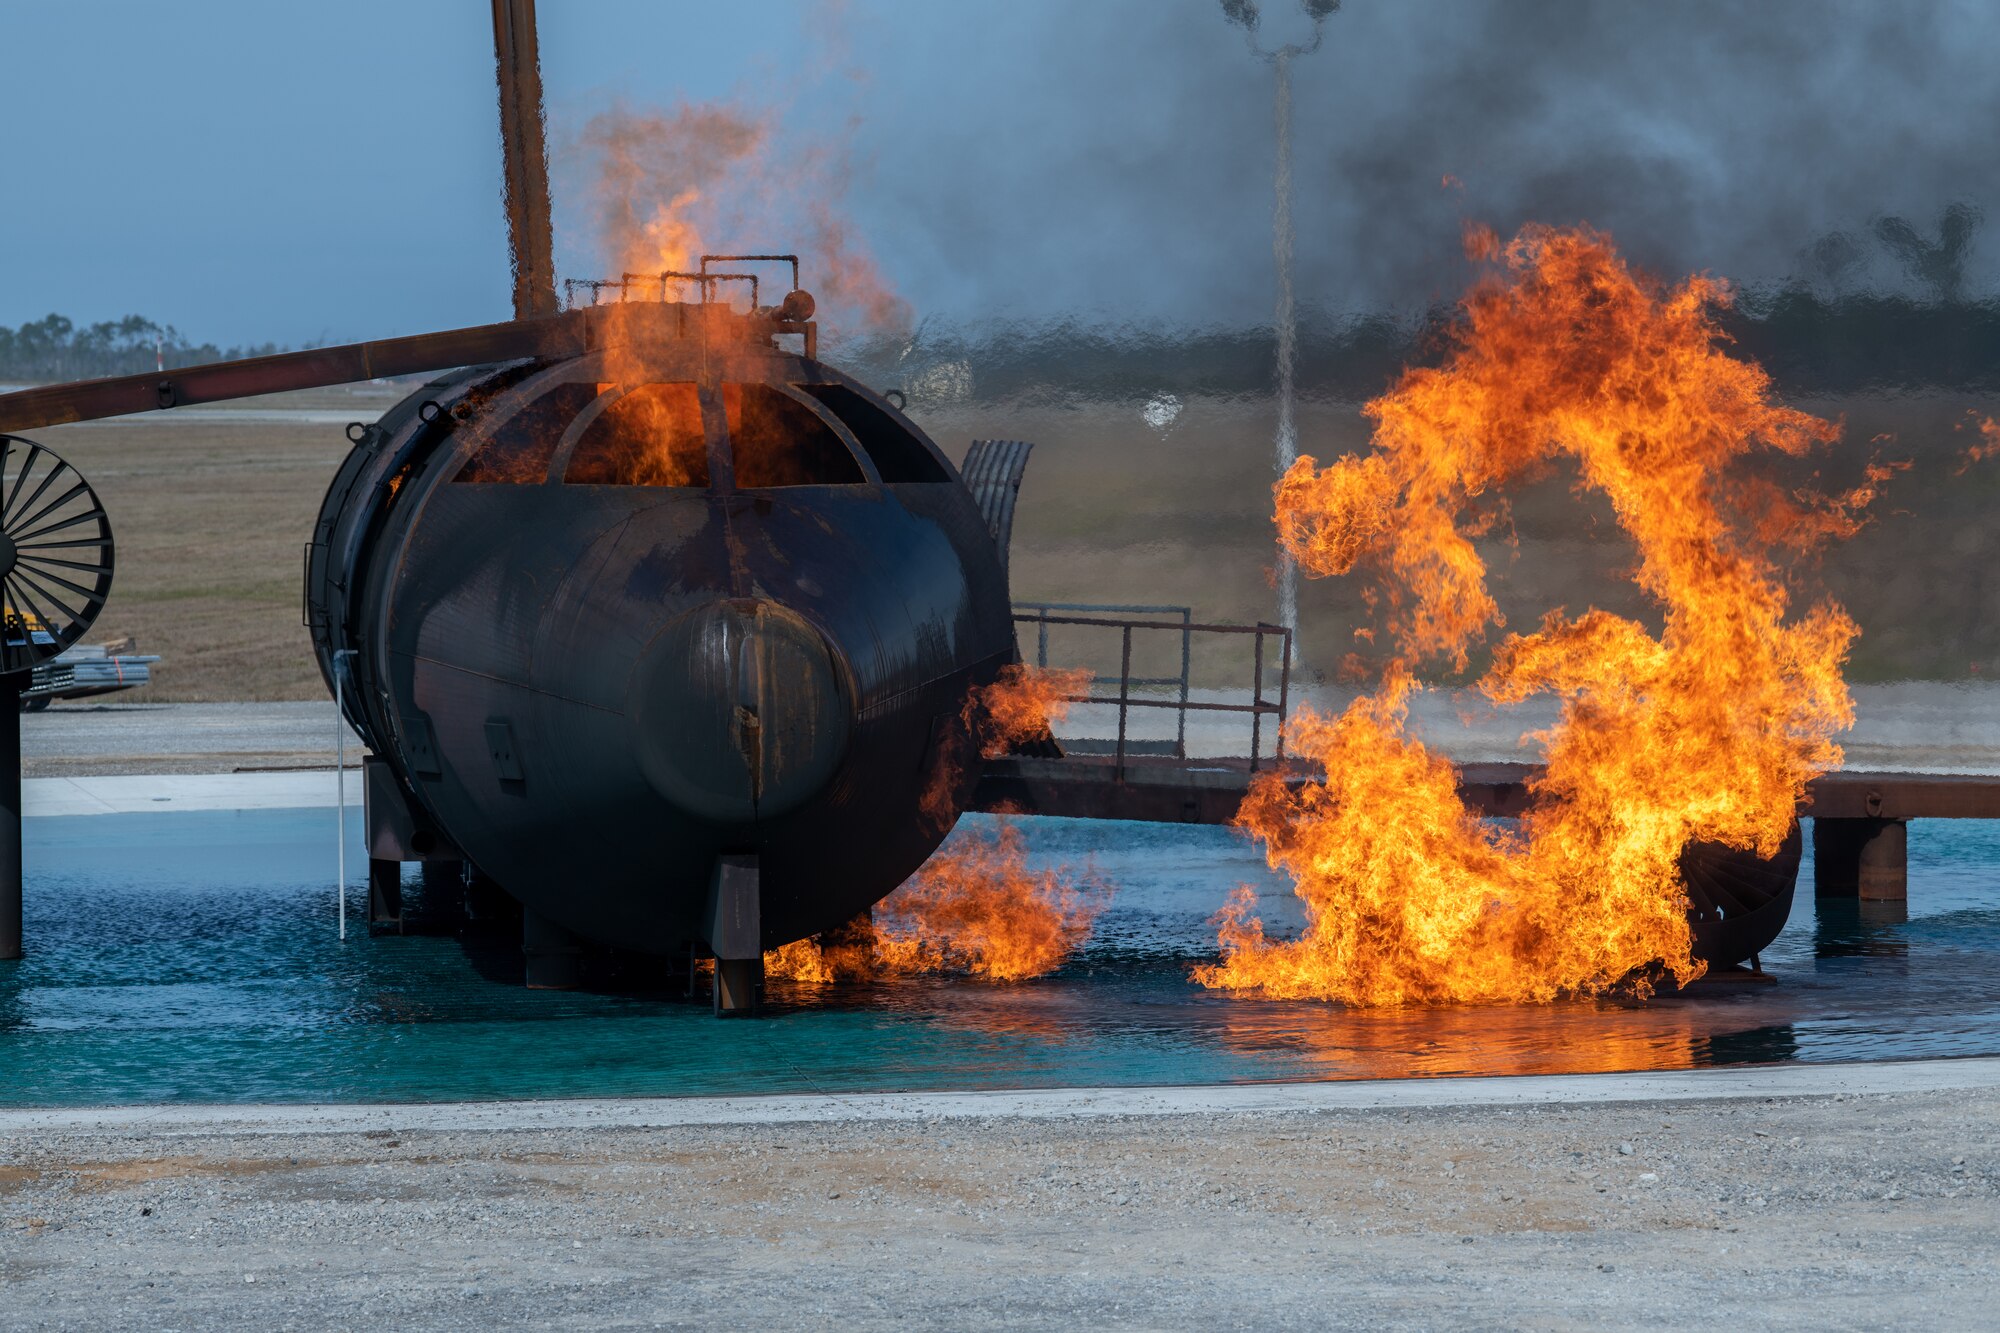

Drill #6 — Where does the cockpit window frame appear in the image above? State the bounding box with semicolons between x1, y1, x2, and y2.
452;372;900;493
554;381;714;489
715;381;881;491
450;380;604;486
795;381;955;484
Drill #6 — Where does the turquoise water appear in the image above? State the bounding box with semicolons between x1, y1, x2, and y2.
3;810;1999;1105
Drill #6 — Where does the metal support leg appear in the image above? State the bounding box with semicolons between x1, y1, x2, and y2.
419;858;465;912
367;857;405;931
0;674;22;962
708;854;762;1016
1812;817;1908;901
522;908;582;990
714;957;762;1015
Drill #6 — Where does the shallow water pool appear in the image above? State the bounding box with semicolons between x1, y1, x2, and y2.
2;810;1998;1105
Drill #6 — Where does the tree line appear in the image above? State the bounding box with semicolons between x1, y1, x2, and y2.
0;314;293;383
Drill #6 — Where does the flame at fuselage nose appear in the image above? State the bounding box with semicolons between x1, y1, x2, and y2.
629;598;853;824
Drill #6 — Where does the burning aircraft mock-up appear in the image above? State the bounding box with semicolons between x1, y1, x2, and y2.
0;261;1043;1013
0;262;1804;1013
0;1;1810;1014
310;288;1023;1011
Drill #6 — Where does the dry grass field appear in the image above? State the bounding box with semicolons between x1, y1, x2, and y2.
929;389;2000;685
28;386;404;702
13;380;1998;703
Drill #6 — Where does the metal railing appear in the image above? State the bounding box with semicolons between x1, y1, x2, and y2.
563;273;732;308
1010;610;1292;780
561;254;801;312
1015;602;1193;756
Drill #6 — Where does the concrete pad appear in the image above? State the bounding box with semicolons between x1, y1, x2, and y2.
7;1055;1997;1137
22;701;363;777
24;769;350;816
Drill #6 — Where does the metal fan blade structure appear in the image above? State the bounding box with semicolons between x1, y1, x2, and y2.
0;435;114;677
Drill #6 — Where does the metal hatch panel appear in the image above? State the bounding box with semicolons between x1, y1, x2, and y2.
959;438;1034;577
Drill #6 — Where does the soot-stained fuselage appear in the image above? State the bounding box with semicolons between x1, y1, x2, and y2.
308;317;1012;959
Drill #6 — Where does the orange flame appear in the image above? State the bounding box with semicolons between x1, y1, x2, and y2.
873;817;1108;980
572;102;910;335
919;663;1093;828
973;663;1093;759
1198;224;1863;1006
770;665;1102;983
565;102;911;484
764;816;1109;983
1959;415;2000;474
762;936;847;985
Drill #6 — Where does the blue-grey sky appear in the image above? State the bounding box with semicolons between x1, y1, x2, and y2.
4;0;1997;346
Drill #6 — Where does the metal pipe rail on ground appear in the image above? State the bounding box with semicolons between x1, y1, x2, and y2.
1010;612;1291;778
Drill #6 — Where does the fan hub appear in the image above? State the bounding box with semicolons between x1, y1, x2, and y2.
0;534;15;578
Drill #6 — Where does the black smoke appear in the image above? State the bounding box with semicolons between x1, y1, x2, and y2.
850;0;2000;397
869;0;2000;320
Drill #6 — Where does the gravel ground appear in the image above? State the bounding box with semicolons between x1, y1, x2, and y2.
3;1087;1996;1330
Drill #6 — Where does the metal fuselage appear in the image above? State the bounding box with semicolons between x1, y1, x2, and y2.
308;317;1012;955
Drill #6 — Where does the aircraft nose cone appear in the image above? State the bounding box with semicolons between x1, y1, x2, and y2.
630;599;853;824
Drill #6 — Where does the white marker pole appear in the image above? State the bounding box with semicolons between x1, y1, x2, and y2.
1272;46;1300;642
335;649;356;940
1228;16;1333;655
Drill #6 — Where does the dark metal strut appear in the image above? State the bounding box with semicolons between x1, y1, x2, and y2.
491;0;559;322
0;312;592;435
0;673;21;961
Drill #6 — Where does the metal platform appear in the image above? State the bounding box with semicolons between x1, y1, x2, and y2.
978;754;2000;823
972;753;2000;901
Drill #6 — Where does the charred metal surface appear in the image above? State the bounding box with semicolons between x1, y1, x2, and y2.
1681;821;1801;966
307;319;1012;963
367;858;404;932
1804;771;2000;819
363;755;461;863
970;758;1545;829
490;0;558;321
708;855;762;961
713;959;762;1016
973;754;1258;825
1452;762;1538;817
970;755;1542;824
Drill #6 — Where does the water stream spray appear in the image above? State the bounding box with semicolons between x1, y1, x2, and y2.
1223;0;1338;652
